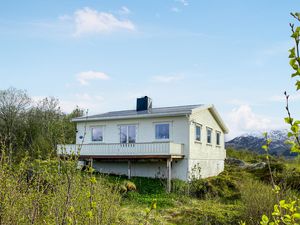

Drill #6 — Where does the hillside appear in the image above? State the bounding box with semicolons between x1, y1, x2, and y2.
115;149;300;224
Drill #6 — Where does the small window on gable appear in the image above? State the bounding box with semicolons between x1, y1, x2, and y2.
91;127;103;142
155;123;170;140
207;127;212;144
216;131;221;146
195;124;201;141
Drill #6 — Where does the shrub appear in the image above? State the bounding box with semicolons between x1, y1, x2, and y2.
167;200;242;225
240;178;278;224
171;179;189;195
119;180;137;193
0;153;121;224
249;161;286;183
189;173;241;202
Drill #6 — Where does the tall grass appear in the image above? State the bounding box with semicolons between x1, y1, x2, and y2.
0;150;121;225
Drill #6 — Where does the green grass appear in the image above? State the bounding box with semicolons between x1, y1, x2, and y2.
98;149;300;225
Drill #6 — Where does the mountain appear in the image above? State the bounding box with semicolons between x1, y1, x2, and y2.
225;130;297;157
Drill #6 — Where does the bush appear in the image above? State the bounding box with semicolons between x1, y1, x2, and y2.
249;161;286;183
167;200;242;225
0;153;121;224
119;180;137;193
171;179;189;195
189;173;241;202
240;179;278;224
283;169;300;190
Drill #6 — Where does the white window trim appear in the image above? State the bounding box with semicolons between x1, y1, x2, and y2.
206;127;213;145
216;131;221;146
153;121;172;141
195;123;202;143
90;125;105;143
118;124;138;143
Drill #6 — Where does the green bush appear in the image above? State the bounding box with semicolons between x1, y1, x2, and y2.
189;173;241;202
0;153;121;224
171;178;189;195
249;161;286;183
240;178;278;224
167;200;242;225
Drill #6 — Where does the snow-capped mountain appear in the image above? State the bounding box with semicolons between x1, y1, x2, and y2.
225;129;296;157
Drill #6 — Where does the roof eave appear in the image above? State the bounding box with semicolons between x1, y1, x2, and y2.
72;111;192;122
191;104;229;134
208;106;229;134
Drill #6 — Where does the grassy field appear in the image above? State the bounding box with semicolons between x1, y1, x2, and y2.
101;149;300;225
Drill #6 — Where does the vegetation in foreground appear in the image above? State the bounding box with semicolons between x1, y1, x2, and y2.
0;144;299;225
113;149;300;225
0;151;121;225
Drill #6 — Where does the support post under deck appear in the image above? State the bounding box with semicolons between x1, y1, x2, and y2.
128;160;131;179
89;158;93;168
167;158;172;193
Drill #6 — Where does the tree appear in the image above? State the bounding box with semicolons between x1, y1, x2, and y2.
0;87;31;159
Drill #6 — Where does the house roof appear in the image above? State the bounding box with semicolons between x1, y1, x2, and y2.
72;104;203;121
72;104;229;134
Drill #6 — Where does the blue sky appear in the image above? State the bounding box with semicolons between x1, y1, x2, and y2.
0;0;299;139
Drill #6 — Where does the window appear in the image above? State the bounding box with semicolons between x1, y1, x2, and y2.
91;127;103;142
120;125;137;143
155;123;170;140
206;128;212;144
195;124;201;141
216;132;221;145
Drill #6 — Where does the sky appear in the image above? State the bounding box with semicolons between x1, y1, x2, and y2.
0;0;300;140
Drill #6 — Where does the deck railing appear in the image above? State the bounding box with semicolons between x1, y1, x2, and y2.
57;142;184;156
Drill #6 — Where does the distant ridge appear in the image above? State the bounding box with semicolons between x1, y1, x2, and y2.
225;129;297;157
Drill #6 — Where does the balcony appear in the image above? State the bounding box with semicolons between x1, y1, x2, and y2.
57;142;184;159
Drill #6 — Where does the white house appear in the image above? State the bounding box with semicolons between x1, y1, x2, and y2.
58;96;228;191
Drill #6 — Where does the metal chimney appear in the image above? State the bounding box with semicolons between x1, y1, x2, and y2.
136;96;152;111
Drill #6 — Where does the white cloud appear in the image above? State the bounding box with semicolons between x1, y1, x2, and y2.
269;93;300;102
73;7;135;36
152;75;184;83
118;6;131;15
226;104;284;140
60;93;105;113
171;7;180;12
77;71;110;85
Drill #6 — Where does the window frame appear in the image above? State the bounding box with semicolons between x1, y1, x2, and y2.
154;122;171;140
216;131;221;146
119;124;137;144
206;127;212;144
195;124;202;142
90;126;104;142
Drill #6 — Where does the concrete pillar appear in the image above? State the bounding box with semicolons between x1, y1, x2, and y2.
128;160;131;179
90;158;93;168
167;158;172;193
